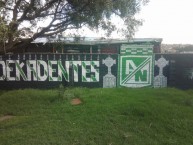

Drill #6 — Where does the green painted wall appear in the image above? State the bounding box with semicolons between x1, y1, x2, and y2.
118;44;154;88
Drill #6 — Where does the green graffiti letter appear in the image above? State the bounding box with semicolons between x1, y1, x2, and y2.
135;70;147;82
15;60;27;81
0;61;6;81
58;61;69;82
37;60;48;81
6;60;16;81
26;60;37;81
48;60;58;81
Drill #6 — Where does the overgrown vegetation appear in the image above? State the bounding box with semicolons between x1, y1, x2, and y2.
0;88;193;145
0;0;147;53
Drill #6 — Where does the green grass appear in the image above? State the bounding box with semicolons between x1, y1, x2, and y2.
0;87;193;145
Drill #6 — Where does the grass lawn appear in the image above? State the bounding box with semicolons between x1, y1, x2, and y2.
0;87;193;145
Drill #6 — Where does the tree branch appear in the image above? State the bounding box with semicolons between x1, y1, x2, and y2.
13;0;22;21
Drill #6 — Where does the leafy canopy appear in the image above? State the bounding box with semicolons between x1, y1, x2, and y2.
0;0;148;53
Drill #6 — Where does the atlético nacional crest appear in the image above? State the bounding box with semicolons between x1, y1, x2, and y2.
119;55;153;87
119;44;154;88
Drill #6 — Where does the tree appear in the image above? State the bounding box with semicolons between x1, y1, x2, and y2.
0;17;9;53
0;0;148;53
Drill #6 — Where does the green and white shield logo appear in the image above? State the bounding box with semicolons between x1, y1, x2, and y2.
119;55;153;87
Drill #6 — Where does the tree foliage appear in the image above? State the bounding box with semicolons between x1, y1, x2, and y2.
0;0;148;53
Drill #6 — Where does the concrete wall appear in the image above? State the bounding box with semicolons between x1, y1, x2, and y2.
0;54;117;89
1;49;193;89
154;54;193;89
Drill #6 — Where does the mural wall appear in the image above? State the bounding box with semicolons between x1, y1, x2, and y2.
0;54;117;89
154;56;169;88
118;44;154;88
154;54;193;89
1;49;193;89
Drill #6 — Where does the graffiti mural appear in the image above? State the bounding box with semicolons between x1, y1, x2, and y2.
0;59;99;82
154;54;193;89
102;56;116;88
0;54;117;89
118;44;154;88
186;68;193;80
2;52;193;89
154;56;169;88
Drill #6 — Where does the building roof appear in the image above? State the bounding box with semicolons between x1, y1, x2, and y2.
32;37;162;45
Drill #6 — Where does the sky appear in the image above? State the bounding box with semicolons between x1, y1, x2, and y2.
135;0;193;44
64;0;193;44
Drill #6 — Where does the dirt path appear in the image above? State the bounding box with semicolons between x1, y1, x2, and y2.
0;115;14;122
